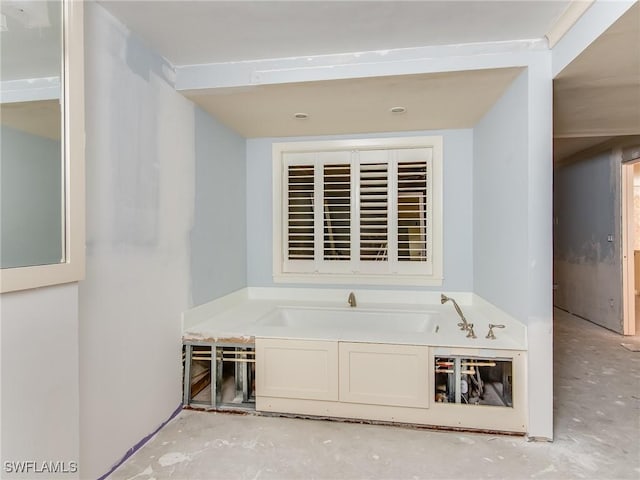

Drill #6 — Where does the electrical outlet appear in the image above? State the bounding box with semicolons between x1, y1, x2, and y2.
607;234;614;242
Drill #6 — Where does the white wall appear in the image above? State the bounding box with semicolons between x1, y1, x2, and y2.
79;4;194;478
246;129;474;291
1;284;79;479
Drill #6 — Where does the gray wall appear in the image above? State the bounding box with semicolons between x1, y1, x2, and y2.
0;126;62;268
246;129;474;291
190;107;247;305
554;150;623;332
473;70;529;321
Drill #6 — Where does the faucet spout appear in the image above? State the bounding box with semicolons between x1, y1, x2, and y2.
440;294;469;331
348;292;357;308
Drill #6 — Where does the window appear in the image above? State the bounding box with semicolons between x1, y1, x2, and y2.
273;136;443;286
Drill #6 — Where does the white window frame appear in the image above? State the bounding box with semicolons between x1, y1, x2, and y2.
272;136;443;286
1;0;85;293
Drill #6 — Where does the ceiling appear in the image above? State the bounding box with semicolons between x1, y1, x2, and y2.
100;0;638;157
553;2;640;162
100;1;571;65
100;0;571;138
0;0;61;81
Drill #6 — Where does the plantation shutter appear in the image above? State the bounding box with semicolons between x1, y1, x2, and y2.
282;145;434;277
397;155;428;262
359;161;389;262
323;163;351;261
287;163;314;261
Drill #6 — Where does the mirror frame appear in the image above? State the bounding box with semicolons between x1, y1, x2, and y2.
1;0;85;293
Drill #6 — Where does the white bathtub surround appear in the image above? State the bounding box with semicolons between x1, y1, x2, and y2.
258;306;435;333
248;286;473;305
181;287;249;331
182;287;527;433
182;287;526;350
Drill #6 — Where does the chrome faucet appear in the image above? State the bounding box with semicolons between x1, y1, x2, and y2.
440;294;469;332
486;324;506;340
348;291;357;308
466;323;477;339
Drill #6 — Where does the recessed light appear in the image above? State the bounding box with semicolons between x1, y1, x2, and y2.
390;106;406;114
294;112;309;119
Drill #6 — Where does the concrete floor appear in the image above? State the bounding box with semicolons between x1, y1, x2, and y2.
110;309;640;480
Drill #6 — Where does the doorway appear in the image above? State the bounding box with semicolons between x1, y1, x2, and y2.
622;159;640;335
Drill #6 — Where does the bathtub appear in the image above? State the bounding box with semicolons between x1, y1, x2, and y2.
256;305;439;334
182;288;527;351
182;289;528;434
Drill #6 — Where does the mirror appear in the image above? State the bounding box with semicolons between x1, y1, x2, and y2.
1;0;63;269
0;0;84;293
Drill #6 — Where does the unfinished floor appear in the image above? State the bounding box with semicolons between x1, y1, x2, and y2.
109;309;640;480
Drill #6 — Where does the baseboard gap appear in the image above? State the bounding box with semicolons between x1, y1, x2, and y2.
97;403;182;480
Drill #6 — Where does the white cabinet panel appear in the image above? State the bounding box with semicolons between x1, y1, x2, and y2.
339;342;429;408
256;338;338;401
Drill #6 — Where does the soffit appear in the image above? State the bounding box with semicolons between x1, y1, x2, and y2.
185;68;524;138
1;100;61;140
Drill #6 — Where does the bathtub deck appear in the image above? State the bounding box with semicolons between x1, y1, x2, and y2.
182;289;527;351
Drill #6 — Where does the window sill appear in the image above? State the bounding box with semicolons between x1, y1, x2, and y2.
273;273;444;287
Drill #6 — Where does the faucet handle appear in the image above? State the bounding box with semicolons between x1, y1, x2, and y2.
347;291;357;308
466;323;476;339
486;324;505;340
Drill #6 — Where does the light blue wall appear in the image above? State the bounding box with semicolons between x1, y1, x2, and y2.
0;126;62;268
246;129;474;291
473;70;529;321
191;107;247;305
